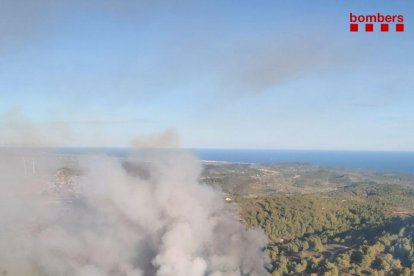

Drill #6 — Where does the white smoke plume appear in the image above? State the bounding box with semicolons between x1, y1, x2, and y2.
0;148;268;275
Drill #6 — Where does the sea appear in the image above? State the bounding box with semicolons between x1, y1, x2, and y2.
56;148;414;175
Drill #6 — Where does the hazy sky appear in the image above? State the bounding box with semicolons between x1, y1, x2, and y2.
1;0;413;150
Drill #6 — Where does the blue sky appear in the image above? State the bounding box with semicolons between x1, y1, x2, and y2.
1;0;413;150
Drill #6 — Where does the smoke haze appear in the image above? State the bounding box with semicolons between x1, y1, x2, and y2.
0;110;73;147
0;149;268;275
130;128;179;149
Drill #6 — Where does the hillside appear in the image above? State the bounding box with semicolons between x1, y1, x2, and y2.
200;162;414;275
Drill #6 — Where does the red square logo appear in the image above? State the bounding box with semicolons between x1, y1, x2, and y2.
396;24;404;32
365;24;374;32
381;24;389;32
350;24;358;32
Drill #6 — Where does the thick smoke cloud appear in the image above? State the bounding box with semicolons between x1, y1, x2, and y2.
0;149;268;275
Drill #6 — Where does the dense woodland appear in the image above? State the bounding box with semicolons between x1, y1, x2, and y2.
237;183;414;275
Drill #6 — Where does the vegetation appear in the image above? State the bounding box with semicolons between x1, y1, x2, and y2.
200;162;414;274
227;168;414;275
201;162;414;275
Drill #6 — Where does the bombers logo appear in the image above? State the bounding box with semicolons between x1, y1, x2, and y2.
350;13;404;32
